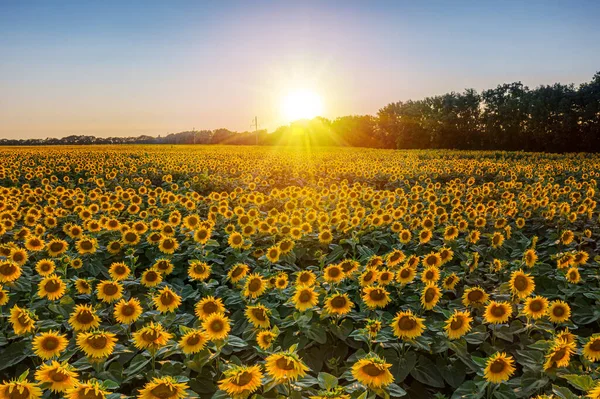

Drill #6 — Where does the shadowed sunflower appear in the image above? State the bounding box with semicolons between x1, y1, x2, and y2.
35;360;79;393
227;263;249;283
293;286;319;311
523;296;548;320
0;379;42;399
386;249;406;268
10;305;35;335
362;286;390;309
76;330;117;359
202;313;231;341
188;261;211;281
96;280;123;303
462;287;489;307
548;300;571;323
565;267;581;284
351;354;394;389
310;386;350;399
257;330;277;350
74;279;92;295
265;350;309;383
37;274;66;301
391;310;425;339
245;305;271;329
133;322;172;351
544;339;576;370
153;286;182;313
138;377;188;399
442;273;459;290
69;304;100;331
421;283;441;310
484;352;515;383
195;296;226;320
65;380;108;399
243;274;267;298
359;269;379;287
583;334;600;362
179;329;207;355
218;364;263;398
32;330;68;360
324;293;353;316
445;310;473;340
153;259;174;275
509;269;535;299
114;298;143;324
484;301;512;324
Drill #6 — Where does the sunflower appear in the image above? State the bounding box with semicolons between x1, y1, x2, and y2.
195;296;226;320
35;259;56;276
462;286;489;307
0;286;8;306
386;249;406;268
32;330;68;360
583;334;600;362
521;295;548;320
69;304;100;331
442;273;459;290
484;301;512;324
275;273;289;289
0;261;21;283
548;300;571;323
194;227;212;244
588;384;600;399
158;237;179;254
77;330;117;359
398;229;412;244
265;351;309;383
9;305;35;335
293;286;319;311
188;261;211;281
324;293;353;316
218;364;263;397
245;304;271;328
256;330;277;350
75;237;98;255
421;283;441;310
445;310;472;340
153;259;174;275
323;264;345;284
178;329;207;355
573;251;589;266
35;361;79;393
544;339;576;370
0;379;42;399
137;376;188;399
202;313;231;341
227;263;249;283
38;274;66;300
523;249;538;267
419;229;432;244
422;253;442;268
114;298;143;324
140;269;163;287
565;267;581;284
296;270;317;287
396;265;416;285
318;229;333;245
133;322;173;350
351;354;394;389
359;269;379;287
65;380;108;399
153;286;182;313
108;262;131;281
439;247;454;264
122;230;141;246
228;232;245;249
391;310;425;339
365;319;382;337
484;352;515;383
421;266;440;284
96;280;123;303
509;269;535;299
560;230;574;245
243;273;267;298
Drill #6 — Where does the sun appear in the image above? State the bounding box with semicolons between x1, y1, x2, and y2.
281;89;323;122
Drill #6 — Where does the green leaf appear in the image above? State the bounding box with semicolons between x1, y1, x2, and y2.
552;385;581;399
410;355;445;388
317;372;338;390
560;374;596;392
387;383;407;397
451;380;487;399
124;354;151;377
393;350;417;383
0;341;30;371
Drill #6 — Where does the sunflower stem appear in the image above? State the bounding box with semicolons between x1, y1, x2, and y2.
286;379;292;396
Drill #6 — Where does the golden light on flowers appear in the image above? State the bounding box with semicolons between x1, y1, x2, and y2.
65;380;108;399
76;330;118;358
35;259;55;276
509;269;535;299
243;273;267;298
548;300;571;323
523;296;549;319
0;261;21;283
132;322;173;350
114;298;143;324
351;354;394;389
202;312;231;341
96;280;123;303
543;338;576;370
178;329;207;355
218;364;263;398
37;274;66;300
484;352;516;383
445;310;473;340
295;270;317;287
324;293;353;316
34;361;79;393
195;296;226;320
484;301;512;324
396;265;416;284
9;305;35;335
583;334;600;362
256;330;277;350
108;262;131;281
265;350;309;383
0;379;42;399
32;330;68;360
69;304;100;331
245;304;271;328
391;310;425;339
153;286;182;313
291;285;317;311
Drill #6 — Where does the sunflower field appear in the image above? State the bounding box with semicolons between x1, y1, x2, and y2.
1;146;600;399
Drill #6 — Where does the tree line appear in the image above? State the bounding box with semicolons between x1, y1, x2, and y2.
2;72;599;152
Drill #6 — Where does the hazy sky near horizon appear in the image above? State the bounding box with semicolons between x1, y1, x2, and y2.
1;1;599;139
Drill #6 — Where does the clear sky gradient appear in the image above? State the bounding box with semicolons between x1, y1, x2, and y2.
1;0;599;139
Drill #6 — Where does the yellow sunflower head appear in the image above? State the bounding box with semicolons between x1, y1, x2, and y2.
484;352;515;384
391;310;425;340
445;310;473;340
218;364;263;398
265;350;309;383
351;354;394;389
35;360;79;393
76;330;117;359
202;313;231;341
32;330;68;360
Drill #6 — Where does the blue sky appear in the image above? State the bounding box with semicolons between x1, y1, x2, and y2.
1;0;599;138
